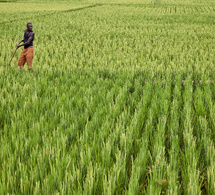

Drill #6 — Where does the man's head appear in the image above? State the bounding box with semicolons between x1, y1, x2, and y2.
27;23;33;31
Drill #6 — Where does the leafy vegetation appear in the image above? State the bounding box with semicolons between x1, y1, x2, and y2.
0;0;215;193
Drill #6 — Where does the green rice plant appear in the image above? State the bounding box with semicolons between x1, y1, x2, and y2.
181;76;202;194
127;80;154;194
146;78;171;194
166;76;182;194
198;116;215;194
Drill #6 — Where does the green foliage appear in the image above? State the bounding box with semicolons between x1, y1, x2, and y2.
1;0;215;193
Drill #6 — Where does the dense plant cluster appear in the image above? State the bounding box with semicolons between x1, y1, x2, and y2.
0;0;215;193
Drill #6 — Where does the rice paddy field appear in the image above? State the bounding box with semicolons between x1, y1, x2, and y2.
1;0;215;194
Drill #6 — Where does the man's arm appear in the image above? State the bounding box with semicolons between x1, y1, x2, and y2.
17;32;34;48
18;40;24;44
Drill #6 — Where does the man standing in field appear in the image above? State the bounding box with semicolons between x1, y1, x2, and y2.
17;23;35;71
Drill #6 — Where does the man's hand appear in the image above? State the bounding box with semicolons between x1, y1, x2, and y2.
18;40;23;44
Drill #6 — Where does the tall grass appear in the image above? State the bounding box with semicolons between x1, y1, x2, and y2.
1;0;215;193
